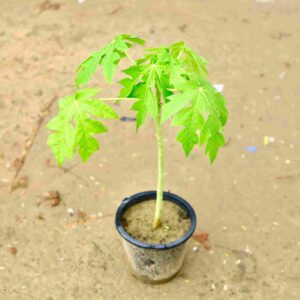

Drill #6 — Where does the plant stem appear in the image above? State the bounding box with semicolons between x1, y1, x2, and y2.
124;51;136;65
100;97;137;101
153;89;164;229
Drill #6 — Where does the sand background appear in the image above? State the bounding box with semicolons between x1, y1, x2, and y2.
0;0;299;299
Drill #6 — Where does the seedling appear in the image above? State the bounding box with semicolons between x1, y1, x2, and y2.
47;34;228;229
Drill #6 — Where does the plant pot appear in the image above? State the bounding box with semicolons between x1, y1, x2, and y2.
115;191;197;283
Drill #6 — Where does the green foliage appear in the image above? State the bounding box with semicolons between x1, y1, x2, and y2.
48;34;229;165
119;41;227;162
169;77;228;162
75;34;144;86
47;88;118;166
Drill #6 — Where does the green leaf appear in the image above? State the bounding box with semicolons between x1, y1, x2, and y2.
161;90;195;123
199;115;225;162
75;51;104;87
156;72;173;101
75;34;145;87
47;88;118;166
131;98;147;130
170;42;208;78
205;132;225;163
119;65;144;98
120;34;145;46
174;96;205;156
47;125;76;166
125;64;159;129
172;76;228;160
81;98;119;119
75;88;100;99
130;83;157;129
101;44;121;84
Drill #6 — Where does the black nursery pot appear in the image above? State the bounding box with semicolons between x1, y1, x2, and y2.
115;191;197;283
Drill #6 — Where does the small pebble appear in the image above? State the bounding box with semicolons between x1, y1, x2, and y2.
223;284;229;291
222;226;228;230
95;181;100;186
285;159;290;164
79;184;83;189
0;266;5;270
241;225;247;231
274;156;279;161
241;154;245;159
264;136;275;145
8;247;17;255
236;259;242;265
245;246;252;254
90;176;95;181
211;284;216;290
269;137;275;143
289;144;294;149
279;71;285;79
192;246;199;252
67;208;75;216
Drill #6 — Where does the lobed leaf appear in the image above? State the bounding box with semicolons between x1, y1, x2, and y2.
170;77;228;162
75;34;145;87
47;88;118;166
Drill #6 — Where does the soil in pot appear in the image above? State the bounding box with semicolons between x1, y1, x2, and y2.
121;200;191;244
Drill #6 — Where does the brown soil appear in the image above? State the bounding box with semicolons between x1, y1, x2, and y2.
122;200;191;244
0;0;300;299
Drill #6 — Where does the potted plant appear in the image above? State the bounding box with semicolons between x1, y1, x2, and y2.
46;34;228;283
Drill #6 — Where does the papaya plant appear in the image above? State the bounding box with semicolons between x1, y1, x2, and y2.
47;34;228;229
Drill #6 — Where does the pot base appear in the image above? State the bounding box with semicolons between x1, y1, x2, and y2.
122;239;187;283
131;267;181;284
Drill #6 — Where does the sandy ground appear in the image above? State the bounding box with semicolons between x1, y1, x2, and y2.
0;0;299;299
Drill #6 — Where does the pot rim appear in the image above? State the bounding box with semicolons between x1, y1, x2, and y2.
115;191;197;250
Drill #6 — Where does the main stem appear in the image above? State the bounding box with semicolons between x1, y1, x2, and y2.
153;89;164;229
